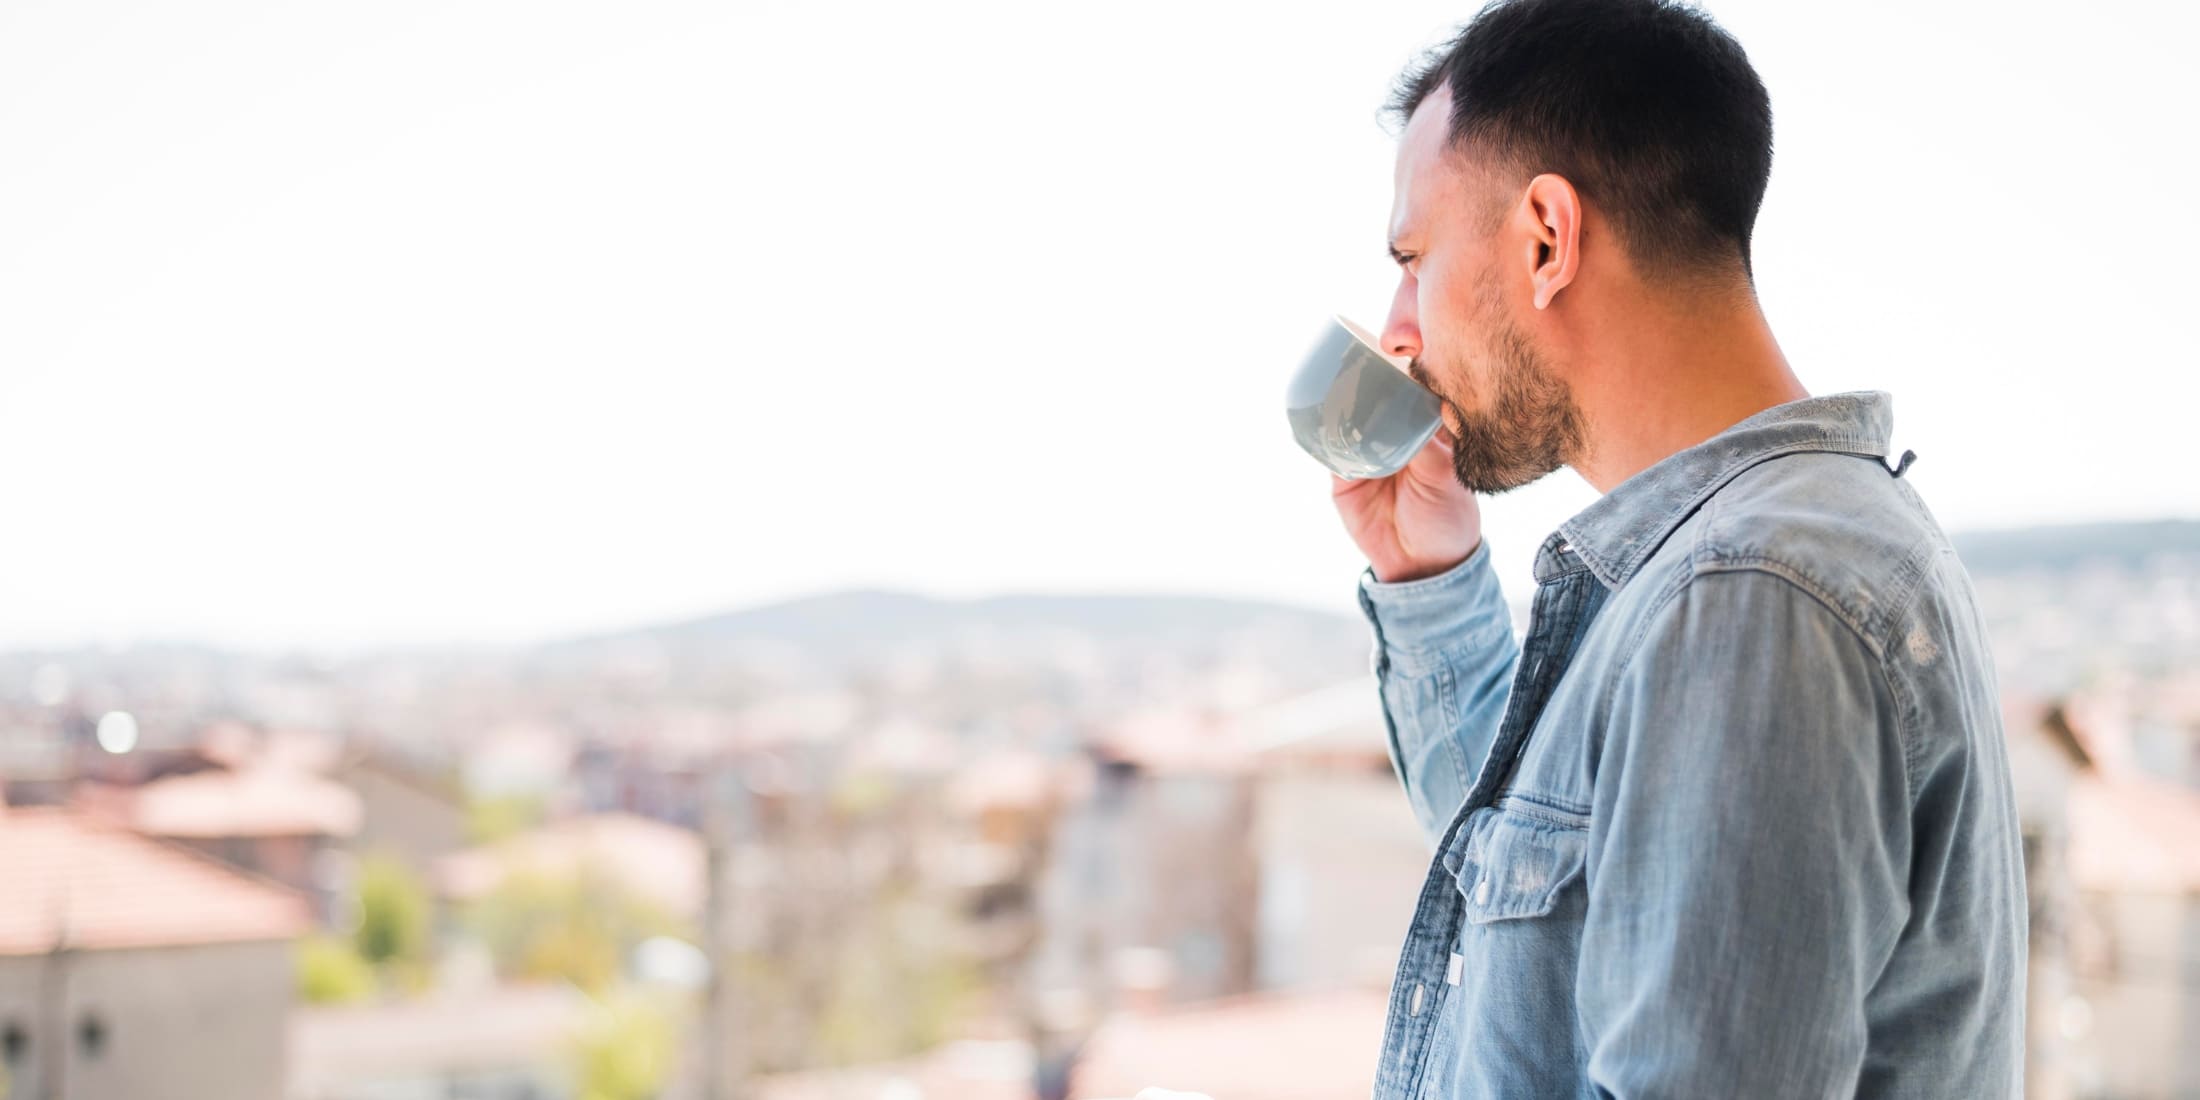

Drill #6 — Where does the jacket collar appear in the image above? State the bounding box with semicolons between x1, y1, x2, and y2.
1538;390;1900;589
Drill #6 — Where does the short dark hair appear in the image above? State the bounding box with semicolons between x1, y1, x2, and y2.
1386;0;1773;281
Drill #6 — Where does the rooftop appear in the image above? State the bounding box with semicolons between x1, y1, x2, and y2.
119;763;363;839
0;806;311;954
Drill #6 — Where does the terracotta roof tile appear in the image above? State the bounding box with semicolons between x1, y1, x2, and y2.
128;764;363;838
0;807;312;954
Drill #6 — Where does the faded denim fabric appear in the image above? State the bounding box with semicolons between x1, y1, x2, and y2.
1355;391;2027;1099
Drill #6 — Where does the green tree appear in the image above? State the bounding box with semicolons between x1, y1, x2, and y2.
466;793;547;844
570;993;677;1100
354;853;433;976
296;933;378;1004
464;865;686;995
813;886;981;1065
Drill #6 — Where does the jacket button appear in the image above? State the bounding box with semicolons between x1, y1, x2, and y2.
1474;878;1491;905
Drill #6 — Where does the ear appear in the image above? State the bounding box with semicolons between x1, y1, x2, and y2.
1519;173;1582;311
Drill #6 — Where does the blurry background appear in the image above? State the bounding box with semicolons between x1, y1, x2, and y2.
1;0;2195;1098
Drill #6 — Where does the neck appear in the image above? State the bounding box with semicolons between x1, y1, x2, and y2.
1566;289;1808;494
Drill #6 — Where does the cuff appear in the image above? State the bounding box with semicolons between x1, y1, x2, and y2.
1355;538;1512;677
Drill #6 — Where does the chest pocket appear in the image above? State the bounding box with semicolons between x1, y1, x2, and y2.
1443;797;1589;924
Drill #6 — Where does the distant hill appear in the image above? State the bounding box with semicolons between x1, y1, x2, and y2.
549;587;1363;654
1952;518;2200;575
549;519;2200;657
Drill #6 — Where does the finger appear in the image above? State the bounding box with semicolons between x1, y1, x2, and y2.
1412;430;1453;469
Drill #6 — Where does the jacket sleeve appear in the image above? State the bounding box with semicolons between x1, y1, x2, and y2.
1578;567;1911;1098
1354;538;1520;850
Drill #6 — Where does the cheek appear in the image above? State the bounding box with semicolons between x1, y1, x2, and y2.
1419;264;1479;355
1415;269;1449;339
1417;272;1476;381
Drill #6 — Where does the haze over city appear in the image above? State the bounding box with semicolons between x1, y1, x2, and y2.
3;0;2193;652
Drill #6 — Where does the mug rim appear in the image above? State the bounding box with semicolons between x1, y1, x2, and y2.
1330;314;1411;371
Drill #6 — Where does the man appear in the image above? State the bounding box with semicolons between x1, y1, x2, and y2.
1330;0;2027;1096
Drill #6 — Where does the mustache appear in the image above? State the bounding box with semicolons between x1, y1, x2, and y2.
1408;359;1433;391
1409;361;1454;409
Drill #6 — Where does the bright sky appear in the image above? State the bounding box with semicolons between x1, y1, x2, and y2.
2;0;2193;651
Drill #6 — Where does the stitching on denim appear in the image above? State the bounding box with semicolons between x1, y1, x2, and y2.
1435;660;1473;807
1496;787;1584;822
1459;816;1587;924
1573;439;1892;587
1877;549;1942;804
1420;615;1520;669
1383;780;1485;1099
1608;567;1697;684
1372;672;1419;836
1699;505;1936;808
1373;590;1514;677
1696;556;1878;649
1495;790;1594;825
1678;561;1925;811
1694;522;1937;644
1393;863;1469;1100
1361;539;1492;598
1406;980;1458;1100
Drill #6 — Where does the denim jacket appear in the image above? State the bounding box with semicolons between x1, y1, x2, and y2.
1354;391;2026;1098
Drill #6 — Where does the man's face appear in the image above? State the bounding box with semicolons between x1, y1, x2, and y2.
1382;84;1585;495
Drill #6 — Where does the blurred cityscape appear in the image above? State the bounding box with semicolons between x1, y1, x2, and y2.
0;519;2195;1100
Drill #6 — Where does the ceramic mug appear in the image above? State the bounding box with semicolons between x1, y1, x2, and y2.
1285;314;1443;480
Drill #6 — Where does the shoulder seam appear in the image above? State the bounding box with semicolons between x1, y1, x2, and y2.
1609;560;1922;808
1700;457;1939;632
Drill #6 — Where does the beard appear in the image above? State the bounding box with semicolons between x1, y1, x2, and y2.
1413;287;1586;495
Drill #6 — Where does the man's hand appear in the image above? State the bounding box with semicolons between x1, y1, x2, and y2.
1331;425;1483;583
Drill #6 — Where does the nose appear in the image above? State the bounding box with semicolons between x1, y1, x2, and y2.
1380;273;1420;363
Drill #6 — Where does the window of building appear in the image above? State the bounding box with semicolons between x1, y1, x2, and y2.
77;1014;106;1061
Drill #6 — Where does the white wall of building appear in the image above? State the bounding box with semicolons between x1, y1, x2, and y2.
0;938;291;1100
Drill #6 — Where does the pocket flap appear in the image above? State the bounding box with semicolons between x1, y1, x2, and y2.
1446;802;1588;924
